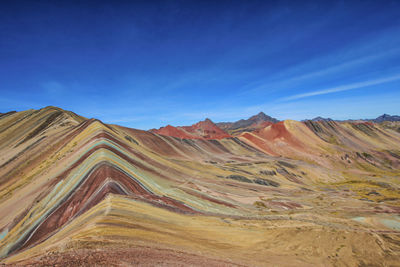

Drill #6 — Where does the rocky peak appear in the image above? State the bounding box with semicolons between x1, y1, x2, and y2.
249;112;278;123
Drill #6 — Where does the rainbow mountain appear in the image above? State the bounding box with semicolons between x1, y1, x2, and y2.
0;106;400;266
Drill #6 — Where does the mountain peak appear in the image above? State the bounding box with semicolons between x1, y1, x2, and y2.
215;112;278;135
374;114;400;122
249;112;279;123
310;116;333;122
152;118;230;140
187;118;230;139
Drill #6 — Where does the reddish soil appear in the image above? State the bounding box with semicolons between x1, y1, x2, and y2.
182;119;232;139
240;132;277;156
152;119;231;140
152;125;197;139
255;121;304;149
249;121;273;130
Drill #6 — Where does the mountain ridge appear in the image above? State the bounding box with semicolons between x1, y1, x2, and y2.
1;106;400;266
371;113;400;122
151;118;231;140
216;112;279;135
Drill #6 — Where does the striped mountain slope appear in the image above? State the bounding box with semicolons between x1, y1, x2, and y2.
0;107;399;266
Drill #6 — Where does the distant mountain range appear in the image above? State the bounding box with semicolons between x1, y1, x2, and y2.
216;112;279;135
152;112;400;140
151;112;280;138
304;114;400;123
308;116;333;122
370;114;400;123
2;109;399;139
150;118;231;140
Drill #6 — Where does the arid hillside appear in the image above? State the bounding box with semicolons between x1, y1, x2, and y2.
0;107;400;266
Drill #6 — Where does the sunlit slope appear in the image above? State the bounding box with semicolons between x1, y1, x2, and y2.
0;114;251;259
239;120;400;170
0;107;399;266
5;195;400;266
0;107;295;261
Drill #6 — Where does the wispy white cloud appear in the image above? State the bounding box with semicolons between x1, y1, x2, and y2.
282;49;400;83
242;47;400;96
282;73;400;101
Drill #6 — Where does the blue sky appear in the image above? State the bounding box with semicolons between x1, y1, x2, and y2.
1;0;400;129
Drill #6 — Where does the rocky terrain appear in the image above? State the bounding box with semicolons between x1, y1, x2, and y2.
151;118;231;140
217;112;279;135
0;106;400;266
